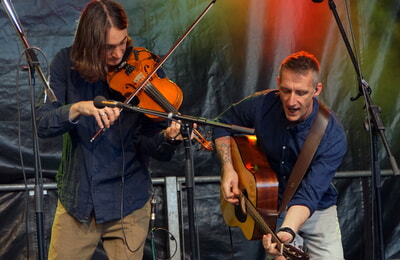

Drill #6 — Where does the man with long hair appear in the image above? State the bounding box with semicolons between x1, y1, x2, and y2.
35;1;182;259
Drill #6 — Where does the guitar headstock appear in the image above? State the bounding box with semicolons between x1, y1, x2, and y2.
282;244;309;260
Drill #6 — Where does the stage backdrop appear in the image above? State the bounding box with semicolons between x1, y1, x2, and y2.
0;0;399;259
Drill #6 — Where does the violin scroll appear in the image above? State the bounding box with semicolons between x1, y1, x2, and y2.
193;129;213;151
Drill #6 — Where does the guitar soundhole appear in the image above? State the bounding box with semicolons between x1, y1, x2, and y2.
234;204;247;222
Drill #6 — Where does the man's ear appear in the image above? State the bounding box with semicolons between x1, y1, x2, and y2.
314;82;323;96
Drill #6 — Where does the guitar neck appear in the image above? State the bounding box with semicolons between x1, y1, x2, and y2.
241;195;310;260
241;194;285;251
227;136;309;260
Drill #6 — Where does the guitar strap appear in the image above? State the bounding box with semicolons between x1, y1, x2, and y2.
277;101;330;214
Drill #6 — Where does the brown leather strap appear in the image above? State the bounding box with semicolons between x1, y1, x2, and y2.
277;101;330;214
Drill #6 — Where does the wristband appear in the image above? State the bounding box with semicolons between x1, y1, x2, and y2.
278;227;296;243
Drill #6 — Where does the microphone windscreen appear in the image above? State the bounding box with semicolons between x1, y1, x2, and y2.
93;96;106;108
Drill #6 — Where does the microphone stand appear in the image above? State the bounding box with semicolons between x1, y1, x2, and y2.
106;101;254;260
180;122;199;260
1;1;58;259
327;1;399;260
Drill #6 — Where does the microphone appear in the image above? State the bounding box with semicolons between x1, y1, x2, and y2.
93;96;171;119
93;96;120;108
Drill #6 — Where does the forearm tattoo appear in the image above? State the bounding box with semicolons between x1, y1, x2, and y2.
216;137;232;165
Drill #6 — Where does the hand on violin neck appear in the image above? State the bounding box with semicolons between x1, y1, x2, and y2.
164;122;199;142
164;120;182;141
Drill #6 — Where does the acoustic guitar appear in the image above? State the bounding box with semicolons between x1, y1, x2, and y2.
220;135;309;260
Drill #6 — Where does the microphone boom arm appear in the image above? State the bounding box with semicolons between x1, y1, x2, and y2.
99;98;255;135
328;0;398;175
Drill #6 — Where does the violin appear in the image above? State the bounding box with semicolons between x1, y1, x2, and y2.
106;46;213;151
107;47;183;120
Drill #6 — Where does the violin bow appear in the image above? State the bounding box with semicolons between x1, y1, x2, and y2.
124;0;217;105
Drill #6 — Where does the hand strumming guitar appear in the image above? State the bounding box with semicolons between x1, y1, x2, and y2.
215;136;240;205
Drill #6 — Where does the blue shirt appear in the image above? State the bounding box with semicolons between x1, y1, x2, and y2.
35;47;178;223
212;90;347;214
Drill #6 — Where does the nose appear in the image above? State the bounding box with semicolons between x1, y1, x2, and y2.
110;47;123;59
287;92;297;106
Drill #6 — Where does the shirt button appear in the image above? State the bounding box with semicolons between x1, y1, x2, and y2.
282;145;286;150
281;161;285;164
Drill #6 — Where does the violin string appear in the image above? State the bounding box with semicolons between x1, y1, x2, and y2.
144;82;178;113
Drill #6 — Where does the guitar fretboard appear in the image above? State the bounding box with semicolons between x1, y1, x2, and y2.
239;193;309;260
240;193;285;255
